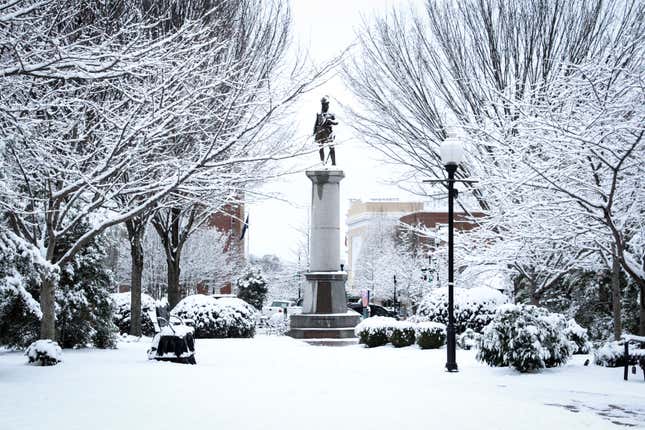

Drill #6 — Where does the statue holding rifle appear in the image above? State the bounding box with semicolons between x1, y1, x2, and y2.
313;95;338;166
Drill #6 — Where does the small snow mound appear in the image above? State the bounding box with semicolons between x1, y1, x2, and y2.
25;340;62;366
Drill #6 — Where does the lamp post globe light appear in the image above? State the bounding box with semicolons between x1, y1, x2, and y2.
440;128;463;373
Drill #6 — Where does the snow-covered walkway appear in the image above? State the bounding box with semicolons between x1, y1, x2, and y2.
1;336;643;429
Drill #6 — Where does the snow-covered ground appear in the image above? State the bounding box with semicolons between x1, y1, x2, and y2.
1;336;643;430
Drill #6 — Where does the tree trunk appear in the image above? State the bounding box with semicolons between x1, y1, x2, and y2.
167;207;183;309
167;258;181;309
527;279;540;306
611;252;622;340
530;294;540;306
152;207;186;310
129;230;145;336
638;286;645;336
40;276;56;340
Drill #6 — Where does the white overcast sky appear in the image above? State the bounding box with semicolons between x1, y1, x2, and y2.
246;0;419;262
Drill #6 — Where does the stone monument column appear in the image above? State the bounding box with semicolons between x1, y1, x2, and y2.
288;168;360;341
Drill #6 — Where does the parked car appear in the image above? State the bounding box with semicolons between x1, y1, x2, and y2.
258;300;302;326
347;303;398;319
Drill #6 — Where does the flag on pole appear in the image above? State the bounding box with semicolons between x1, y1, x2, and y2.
239;213;249;241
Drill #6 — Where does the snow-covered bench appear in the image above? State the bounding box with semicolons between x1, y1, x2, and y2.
621;334;645;381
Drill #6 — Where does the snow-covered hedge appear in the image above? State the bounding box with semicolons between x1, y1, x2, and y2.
389;321;416;347
171;295;256;338
564;319;591;354
355;316;396;347
477;304;575;372
110;292;157;337
25;340;62;366
415;322;446;349
591;340;641;367
416;287;508;334
457;328;481;350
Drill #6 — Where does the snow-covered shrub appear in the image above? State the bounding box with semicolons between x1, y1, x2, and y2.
0;225;117;349
0;229;51;348
477;304;575;372
458;328;481;350
236;268;268;310
593;341;630;367
266;313;289;336
415;322;446;349
25;340;62;366
355;317;396;348
172;295;256;338
417;287;508;334
405;314;427;324
110;292;157;337
564;319;591;354
389;321;416;347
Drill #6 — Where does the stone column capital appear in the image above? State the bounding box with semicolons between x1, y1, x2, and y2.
306;169;345;184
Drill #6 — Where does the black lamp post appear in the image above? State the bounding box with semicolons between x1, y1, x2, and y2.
393;274;398;314
444;161;459;372
424;127;467;373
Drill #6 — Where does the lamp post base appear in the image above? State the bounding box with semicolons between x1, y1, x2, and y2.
446;323;459;372
445;363;459;372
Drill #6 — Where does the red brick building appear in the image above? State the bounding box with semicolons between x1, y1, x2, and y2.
205;203;246;294
398;210;484;248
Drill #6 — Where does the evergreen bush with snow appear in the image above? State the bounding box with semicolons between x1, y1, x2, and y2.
417;287;507;334
593;341;631;367
564;319;591;354
389;321;416;347
0;229;51;348
477;304;575;372
457;328;481;350
172;295;256;338
55;226;118;349
415;322;446;349
236;268;268;310
25;340;62;366
111;292;157;337
0;225;117;349
355;316;396;348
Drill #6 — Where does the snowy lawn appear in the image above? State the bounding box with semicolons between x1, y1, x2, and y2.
1;336;643;430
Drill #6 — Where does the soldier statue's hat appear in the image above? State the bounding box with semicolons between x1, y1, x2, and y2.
321;95;330;104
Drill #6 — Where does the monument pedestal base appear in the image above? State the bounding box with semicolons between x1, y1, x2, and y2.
288;312;361;339
288;272;360;341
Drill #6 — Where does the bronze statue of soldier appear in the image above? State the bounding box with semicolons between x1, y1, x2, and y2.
313;95;338;166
